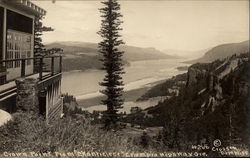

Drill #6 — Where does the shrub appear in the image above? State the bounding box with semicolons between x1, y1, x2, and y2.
0;111;141;153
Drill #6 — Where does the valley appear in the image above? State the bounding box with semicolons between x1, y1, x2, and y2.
46;41;178;72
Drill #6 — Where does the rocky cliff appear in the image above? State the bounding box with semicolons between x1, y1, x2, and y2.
125;52;250;146
185;53;250;115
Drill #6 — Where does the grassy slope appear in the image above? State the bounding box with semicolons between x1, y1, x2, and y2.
0;112;169;154
0;112;140;153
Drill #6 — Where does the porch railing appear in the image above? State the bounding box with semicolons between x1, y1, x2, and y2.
0;56;62;84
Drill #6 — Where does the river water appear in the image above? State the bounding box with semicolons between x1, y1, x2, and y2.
62;59;188;102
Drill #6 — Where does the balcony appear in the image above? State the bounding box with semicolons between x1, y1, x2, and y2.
0;56;62;112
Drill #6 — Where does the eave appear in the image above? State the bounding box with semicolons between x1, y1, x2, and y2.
1;0;46;16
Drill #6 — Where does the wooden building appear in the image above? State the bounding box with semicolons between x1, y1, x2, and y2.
0;0;63;122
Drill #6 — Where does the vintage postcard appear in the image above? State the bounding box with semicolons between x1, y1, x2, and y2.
0;0;249;157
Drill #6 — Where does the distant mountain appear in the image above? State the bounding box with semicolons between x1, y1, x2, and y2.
120;46;177;61
46;41;177;61
185;40;249;64
46;41;177;71
46;42;98;55
162;48;209;59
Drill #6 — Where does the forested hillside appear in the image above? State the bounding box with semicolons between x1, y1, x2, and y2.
125;53;250;149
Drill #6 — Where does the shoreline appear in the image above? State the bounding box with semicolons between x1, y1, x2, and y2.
77;79;166;108
74;77;167;101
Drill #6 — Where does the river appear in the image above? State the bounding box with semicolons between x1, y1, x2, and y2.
61;59;188;112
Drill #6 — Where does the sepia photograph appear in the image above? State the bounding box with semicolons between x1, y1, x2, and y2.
0;0;249;157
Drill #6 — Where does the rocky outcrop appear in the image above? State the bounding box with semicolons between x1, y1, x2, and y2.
186;67;207;87
186;62;222;93
185;61;227;114
214;84;223;100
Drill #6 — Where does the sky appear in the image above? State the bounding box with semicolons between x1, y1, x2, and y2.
32;0;249;53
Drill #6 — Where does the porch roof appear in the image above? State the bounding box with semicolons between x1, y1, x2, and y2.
2;0;46;16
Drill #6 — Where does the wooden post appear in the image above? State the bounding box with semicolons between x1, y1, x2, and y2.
39;58;43;81
2;8;6;61
0;62;6;85
51;57;54;75
21;59;26;77
59;56;62;73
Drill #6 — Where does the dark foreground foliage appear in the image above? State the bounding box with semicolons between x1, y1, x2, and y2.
0;112;140;153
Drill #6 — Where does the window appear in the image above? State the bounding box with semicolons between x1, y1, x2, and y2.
14;43;20;68
6;30;32;68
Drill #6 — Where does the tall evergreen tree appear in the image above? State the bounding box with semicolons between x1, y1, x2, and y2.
34;15;53;72
98;0;125;129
